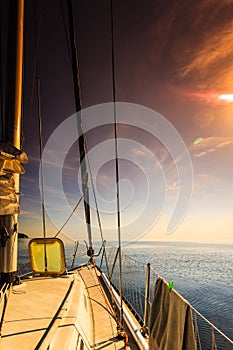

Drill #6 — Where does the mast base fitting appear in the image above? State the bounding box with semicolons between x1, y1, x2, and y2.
116;326;127;340
87;247;94;257
13;275;21;286
140;326;149;338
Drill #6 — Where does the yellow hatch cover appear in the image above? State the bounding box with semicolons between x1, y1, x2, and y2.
28;238;66;275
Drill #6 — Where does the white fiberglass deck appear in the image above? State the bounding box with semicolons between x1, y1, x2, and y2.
0;265;128;349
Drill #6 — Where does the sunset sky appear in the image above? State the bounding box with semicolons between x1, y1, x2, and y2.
17;0;233;244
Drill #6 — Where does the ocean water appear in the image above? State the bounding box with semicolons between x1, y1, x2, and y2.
18;240;233;349
124;241;233;349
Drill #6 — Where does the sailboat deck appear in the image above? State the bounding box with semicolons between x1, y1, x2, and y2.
0;265;129;349
76;265;125;349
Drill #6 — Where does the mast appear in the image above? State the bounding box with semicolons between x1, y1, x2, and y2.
0;0;24;284
67;0;93;258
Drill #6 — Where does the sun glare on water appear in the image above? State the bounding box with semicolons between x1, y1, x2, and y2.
218;94;233;102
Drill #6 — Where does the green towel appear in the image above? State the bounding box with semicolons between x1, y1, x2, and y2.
149;277;197;350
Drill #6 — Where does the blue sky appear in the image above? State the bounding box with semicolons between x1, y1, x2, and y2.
18;0;233;244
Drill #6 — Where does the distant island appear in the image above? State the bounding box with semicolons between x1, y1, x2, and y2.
18;233;29;239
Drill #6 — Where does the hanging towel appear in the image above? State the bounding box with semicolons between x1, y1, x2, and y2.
149;277;196;350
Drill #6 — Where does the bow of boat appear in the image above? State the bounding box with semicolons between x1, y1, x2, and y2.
0;264;144;350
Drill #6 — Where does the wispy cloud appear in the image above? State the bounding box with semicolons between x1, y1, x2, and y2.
21;195;41;206
191;136;233;158
19;209;42;220
193;172;218;192
166;181;178;192
149;0;233;92
180;23;233;78
217;140;233;148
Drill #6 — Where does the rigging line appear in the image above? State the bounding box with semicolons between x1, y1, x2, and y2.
92;262;129;348
92;264;116;320
86;155;110;276
34;280;75;350
110;0;124;328
66;0;106;264
92;264;130;350
75;269;96;346
59;0;72;67
37;77;47;272
64;0;105;260
67;0;93;254
64;3;108;265
26;0;43;152
86;157;104;243
54;194;84;238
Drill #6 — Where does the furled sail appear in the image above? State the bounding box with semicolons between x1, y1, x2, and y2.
0;142;27;215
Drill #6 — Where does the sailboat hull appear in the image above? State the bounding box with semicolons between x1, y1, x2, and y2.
0;265;140;349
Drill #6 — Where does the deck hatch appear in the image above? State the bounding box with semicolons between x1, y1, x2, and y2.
28;238;66;274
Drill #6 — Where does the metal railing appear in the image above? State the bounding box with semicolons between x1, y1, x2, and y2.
17;240;233;349
98;243;233;350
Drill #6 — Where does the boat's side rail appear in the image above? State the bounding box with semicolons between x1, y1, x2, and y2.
0;283;10;335
148;265;233;350
102;272;148;350
98;244;233;350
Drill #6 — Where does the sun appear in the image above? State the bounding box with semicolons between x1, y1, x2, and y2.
218;94;233;102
